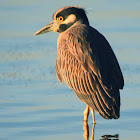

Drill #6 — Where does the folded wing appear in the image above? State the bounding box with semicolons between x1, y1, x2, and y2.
56;24;124;119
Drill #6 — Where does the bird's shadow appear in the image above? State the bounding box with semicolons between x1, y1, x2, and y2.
83;121;119;140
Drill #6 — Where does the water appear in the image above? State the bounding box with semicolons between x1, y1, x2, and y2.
0;0;140;140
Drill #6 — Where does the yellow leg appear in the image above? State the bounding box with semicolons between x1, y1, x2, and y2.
90;107;95;124
84;105;90;121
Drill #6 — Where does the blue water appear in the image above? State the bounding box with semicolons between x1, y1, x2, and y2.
0;0;140;140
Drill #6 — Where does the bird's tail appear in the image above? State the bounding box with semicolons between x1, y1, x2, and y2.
95;81;120;119
74;81;120;120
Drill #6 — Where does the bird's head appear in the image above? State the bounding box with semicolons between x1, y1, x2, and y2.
34;6;89;35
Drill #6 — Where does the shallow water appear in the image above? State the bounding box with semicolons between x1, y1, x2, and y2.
0;0;140;140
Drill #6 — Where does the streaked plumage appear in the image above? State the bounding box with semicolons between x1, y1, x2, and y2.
34;6;124;121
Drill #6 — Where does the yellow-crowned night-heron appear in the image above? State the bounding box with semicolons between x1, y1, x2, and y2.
34;6;124;123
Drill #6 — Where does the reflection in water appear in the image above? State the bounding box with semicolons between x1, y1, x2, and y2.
83;121;95;140
83;121;119;140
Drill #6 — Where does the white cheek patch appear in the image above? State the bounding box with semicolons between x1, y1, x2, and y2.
63;14;76;24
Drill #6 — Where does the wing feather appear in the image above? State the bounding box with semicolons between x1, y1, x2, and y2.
74;74;80;92
80;77;87;94
67;67;73;89
56;24;124;119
